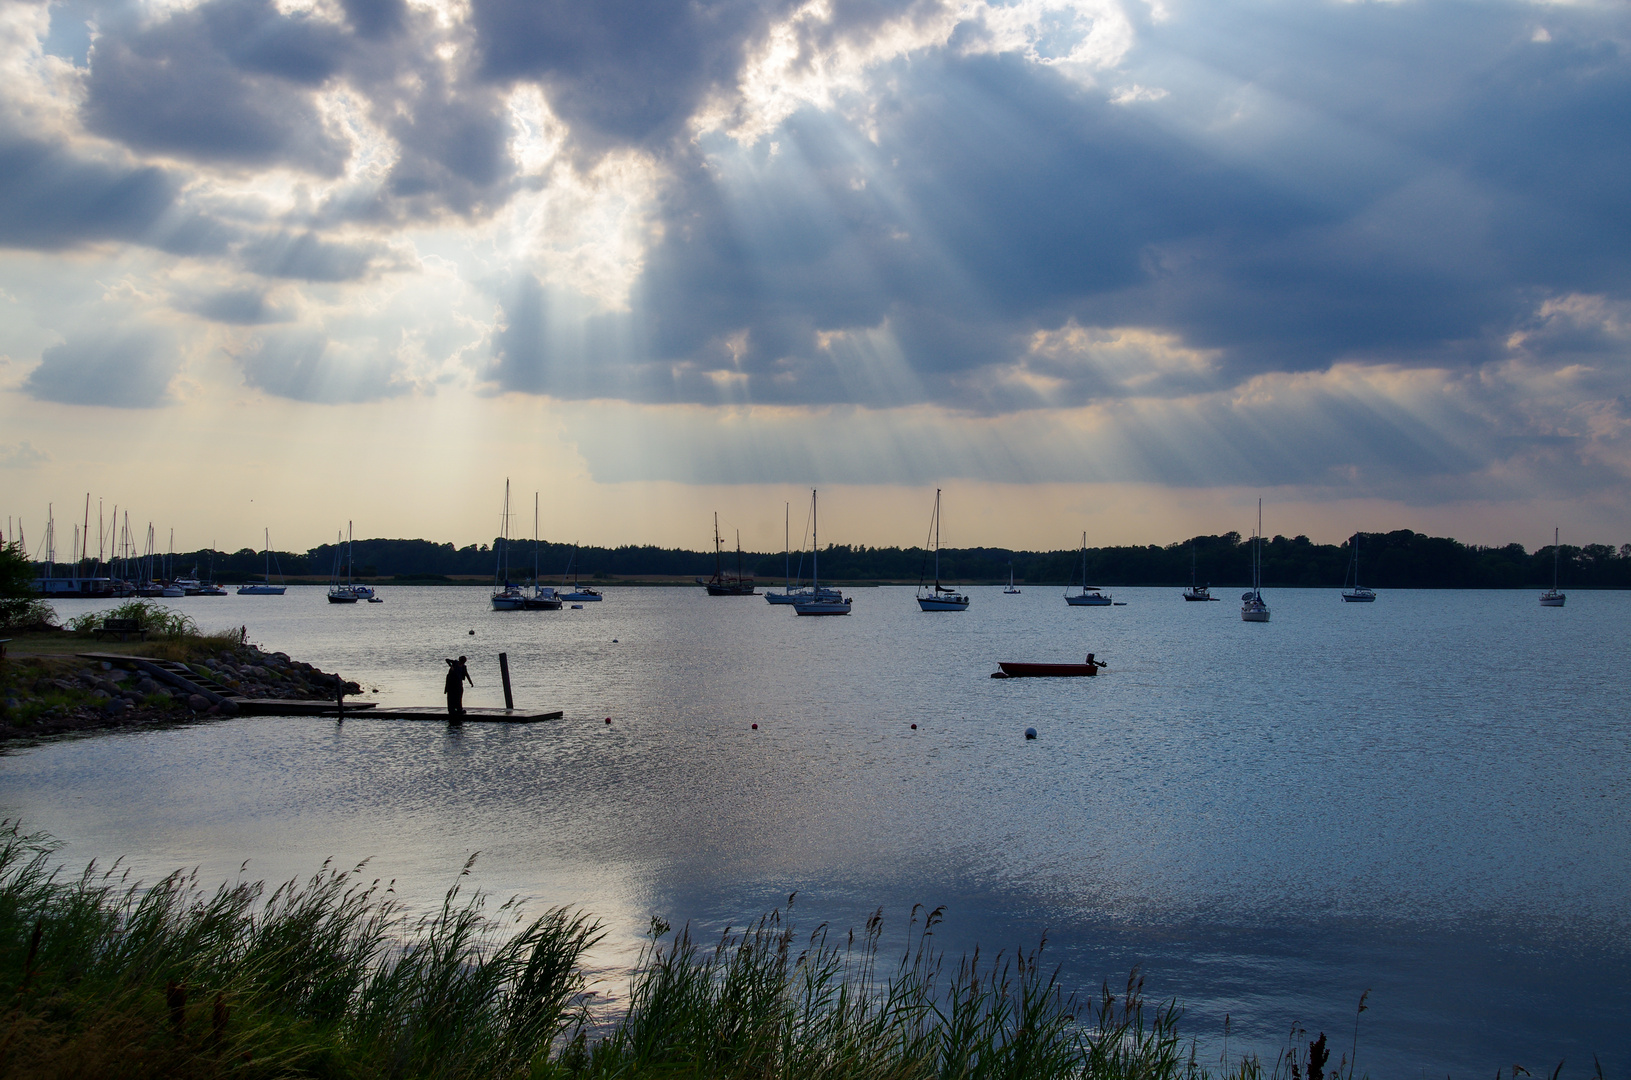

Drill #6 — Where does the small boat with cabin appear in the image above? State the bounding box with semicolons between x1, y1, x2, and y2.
1065;533;1111;606
239;529;288;594
1241;500;1269;622
793;489;851;615
327;522;376;603
1539;527;1566;607
1182;542;1218;600
1340;532;1376;602
917;489;969;611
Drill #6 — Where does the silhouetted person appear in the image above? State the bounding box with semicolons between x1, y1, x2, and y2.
444;655;472;716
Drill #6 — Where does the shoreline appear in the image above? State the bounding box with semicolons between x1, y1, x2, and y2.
0;631;360;745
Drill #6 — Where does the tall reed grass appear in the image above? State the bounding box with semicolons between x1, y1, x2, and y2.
1;821;1387;1079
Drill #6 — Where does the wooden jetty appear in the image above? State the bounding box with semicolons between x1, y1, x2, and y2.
235;700;561;722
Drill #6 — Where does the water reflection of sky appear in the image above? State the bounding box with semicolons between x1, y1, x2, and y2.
5;586;1629;1074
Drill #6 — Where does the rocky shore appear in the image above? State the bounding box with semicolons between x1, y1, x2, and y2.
0;642;361;743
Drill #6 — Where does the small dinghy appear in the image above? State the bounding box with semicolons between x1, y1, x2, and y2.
993;653;1106;678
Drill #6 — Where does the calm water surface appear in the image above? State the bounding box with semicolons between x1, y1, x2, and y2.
4;585;1629;1075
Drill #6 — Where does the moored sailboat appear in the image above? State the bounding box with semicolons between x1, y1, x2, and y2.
327;523;375;603
917;489;969;611
558;545;602;602
238;529;287;594
793;489;851;615
525;493;564;609
1340;533;1376;602
1241;500;1269;622
1065;533;1111;606
1182;541;1217;600
697;513;757;595
1003;562;1021;594
1539;527;1567;607
491;481;527;610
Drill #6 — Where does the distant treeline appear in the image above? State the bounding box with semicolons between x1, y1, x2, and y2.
46;530;1631;589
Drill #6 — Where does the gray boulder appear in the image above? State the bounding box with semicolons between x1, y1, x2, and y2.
187;694;211;712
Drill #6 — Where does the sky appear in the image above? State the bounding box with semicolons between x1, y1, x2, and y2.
2;0;1628;556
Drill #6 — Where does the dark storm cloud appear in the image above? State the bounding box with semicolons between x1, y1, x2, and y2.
0;134;176;250
24;329;179;408
470;0;788;151
83;0;351;173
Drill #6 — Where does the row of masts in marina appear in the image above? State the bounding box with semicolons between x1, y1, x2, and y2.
14;496;241;598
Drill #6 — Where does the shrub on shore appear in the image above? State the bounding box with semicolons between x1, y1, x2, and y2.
63;599;201;639
0;822;1392;1080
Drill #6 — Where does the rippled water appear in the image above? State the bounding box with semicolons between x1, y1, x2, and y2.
4;585;1629;1075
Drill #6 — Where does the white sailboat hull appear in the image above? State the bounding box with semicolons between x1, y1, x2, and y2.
918;596;970;611
794;598;851;615
1065;593;1111;607
237;585;285;595
1539;592;1566;607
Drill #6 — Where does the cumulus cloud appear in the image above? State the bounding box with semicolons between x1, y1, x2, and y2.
82;0;352;174
23;327;180;407
237;328;411;402
0;133;176;250
183;287;291;324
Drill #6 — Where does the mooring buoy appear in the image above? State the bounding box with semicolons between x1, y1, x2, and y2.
1024;727;1037;740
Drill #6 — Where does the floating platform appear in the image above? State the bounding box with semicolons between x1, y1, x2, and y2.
364;706;562;722
235;698;377;716
236;700;561;722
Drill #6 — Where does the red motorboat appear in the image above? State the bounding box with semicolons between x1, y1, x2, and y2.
994;653;1105;678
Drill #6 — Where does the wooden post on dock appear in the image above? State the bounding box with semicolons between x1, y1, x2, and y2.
498;652;514;710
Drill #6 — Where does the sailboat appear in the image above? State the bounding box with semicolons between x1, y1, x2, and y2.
490;481;528;610
525;493;564;609
1340;533;1376;602
1241;500;1269;622
238;529;287;594
1065;533;1112;606
559;545;602;602
917;489;970;611
767;500;840;604
1182;541;1217;600
697;513;757;594
1003;562;1021;594
793;489;851;615
327;522;376;603
1539;527;1567;607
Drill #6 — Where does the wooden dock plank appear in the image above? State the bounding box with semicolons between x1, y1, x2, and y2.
235;701;561;722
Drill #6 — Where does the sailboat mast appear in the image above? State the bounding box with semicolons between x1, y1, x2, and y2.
785;502;790;591
815;493;822;588
933;489;941;586
714;513;723;580
534;493;540;586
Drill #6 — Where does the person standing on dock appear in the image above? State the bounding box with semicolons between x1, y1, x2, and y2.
444;655;472;716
